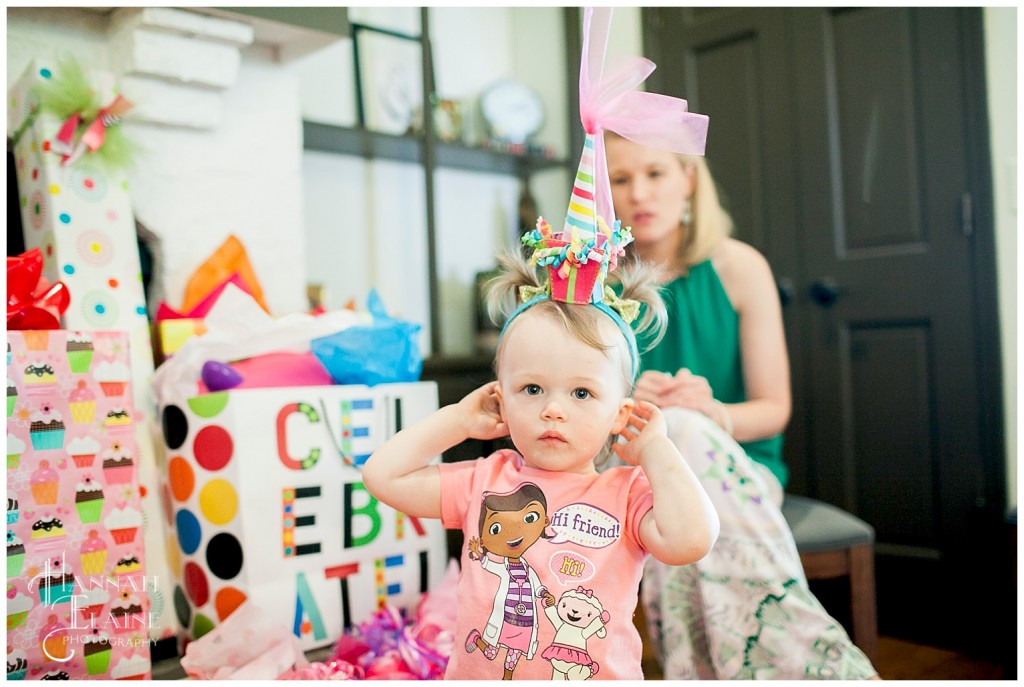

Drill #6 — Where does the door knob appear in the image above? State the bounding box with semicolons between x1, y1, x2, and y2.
809;278;843;307
777;277;795;307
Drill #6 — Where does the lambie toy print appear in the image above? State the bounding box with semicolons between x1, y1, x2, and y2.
541;586;610;679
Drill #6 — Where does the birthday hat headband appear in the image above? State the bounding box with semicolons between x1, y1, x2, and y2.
502;7;710;380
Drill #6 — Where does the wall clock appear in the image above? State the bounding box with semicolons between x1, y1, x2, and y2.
480;79;544;145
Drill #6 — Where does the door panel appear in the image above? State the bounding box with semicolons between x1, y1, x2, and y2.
692;35;765;249
847;324;935;544
831;9;925;251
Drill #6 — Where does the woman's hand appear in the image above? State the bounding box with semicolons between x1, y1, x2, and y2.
634;368;716;419
612;401;668;466
663;368;716;418
456;382;509;442
632;370;675;406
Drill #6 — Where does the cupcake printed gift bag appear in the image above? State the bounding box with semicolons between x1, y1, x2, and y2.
6;330;152;680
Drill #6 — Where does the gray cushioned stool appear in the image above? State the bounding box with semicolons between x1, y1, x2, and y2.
781;494;878;663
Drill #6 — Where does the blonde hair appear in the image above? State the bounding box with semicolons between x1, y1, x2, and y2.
483;247;667;391
676;154;733;273
605;132;734;276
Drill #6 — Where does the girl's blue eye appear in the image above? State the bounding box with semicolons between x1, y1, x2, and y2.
573;388;591;400
525;384;542;396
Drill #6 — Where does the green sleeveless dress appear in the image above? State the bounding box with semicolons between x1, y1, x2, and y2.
639;260;788;487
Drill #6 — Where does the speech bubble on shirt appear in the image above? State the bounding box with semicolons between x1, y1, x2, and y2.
548;503;621;549
548;549;596;587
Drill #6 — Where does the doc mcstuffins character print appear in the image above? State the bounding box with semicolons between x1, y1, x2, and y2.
464;483;556;680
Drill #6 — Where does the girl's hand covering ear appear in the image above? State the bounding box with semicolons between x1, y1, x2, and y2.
457;381;509;441
612;400;668;466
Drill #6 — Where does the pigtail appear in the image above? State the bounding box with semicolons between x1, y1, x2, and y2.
608;259;668;353
483;248;545;327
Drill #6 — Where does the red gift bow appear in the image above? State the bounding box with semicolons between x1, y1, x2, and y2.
7;248;70;330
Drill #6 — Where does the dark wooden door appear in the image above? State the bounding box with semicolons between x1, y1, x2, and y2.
643;7;1007;657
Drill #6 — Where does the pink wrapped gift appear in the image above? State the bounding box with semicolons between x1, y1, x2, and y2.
6;330;151;680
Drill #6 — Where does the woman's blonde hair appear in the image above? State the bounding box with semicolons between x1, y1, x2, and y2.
483;247;668;391
606;132;734;275
677;153;733;273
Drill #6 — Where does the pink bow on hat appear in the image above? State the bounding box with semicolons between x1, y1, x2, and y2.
575;586;593;597
577;6;709;234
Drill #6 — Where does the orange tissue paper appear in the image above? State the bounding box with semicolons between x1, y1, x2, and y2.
181;235;268;314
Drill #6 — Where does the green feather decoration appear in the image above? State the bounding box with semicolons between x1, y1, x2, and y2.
93;125;136;172
33;55;138;172
36;56;99;120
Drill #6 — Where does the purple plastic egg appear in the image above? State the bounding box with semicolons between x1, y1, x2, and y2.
201;360;244;392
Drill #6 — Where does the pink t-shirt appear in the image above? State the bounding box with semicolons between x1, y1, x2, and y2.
439;449;654;680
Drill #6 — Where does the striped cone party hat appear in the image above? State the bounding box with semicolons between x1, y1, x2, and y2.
520;129;632;305
564;132;600;236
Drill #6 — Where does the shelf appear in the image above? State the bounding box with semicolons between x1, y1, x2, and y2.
304;121;419;162
197;8;349;61
302;121;567;177
436;140;567;177
422;353;494;375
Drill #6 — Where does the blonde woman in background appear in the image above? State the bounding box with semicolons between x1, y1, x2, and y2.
605;132;879;679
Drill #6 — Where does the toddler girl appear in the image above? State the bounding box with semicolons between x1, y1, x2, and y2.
364;237;719;679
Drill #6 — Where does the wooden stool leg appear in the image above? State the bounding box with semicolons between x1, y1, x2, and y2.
849;543;878;664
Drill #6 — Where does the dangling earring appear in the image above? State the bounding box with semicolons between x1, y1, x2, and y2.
680;198;693;227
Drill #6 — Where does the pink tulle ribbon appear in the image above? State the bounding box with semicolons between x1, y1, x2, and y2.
278;660;363;680
579;6;710;228
332;604;452;680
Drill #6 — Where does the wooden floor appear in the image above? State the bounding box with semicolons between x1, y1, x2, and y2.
640;634;1006;680
634;604;1008;680
873;636;1006;680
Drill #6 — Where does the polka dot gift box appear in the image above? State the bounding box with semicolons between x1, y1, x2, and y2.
8;58;176;641
6;330;152;680
158;382;447;651
7;60;150;345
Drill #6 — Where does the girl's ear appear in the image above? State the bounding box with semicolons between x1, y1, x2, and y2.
612;398;635;434
493;383;507;421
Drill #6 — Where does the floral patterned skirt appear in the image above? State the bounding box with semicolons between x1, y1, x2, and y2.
640;408;879;680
